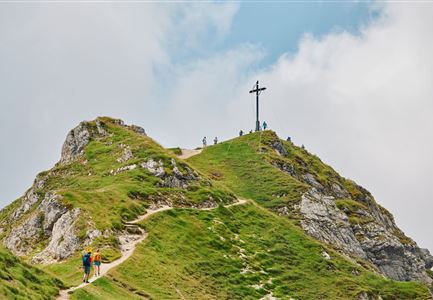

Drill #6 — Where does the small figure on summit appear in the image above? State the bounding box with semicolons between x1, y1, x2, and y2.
287;136;291;142
263;121;268;130
214;137;218;145
202;137;207;148
239;130;244;137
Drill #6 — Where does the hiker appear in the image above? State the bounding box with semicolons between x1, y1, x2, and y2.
287;136;291;142
263;121;268;130
82;251;92;283
93;249;102;277
214;137;218;145
202;137;207;148
239;130;243;137
301;144;305;150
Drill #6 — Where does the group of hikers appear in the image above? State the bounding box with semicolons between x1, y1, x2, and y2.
202;121;270;148
81;248;102;283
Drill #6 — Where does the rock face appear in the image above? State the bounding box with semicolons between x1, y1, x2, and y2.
60;117;147;165
297;187;433;284
60;122;91;164
266;137;433;285
3;192;85;262
1;117;150;263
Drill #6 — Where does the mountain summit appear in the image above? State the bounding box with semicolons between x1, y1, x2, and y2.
0;117;431;299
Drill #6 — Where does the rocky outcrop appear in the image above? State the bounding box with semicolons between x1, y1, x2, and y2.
117;144;133;163
10;174;48;221
140;159;165;177
140;158;199;189
60;118;147;165
297;188;433;284
60;122;91;164
158;158;199;189
3;191;100;264
32;208;81;263
298;190;367;259
4;213;43;256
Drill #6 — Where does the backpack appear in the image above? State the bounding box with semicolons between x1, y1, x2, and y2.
82;253;91;266
94;253;101;262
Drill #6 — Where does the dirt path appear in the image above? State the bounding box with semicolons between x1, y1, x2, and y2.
178;148;202;159
57;199;248;299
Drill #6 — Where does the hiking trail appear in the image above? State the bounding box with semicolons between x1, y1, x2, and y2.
57;199;248;299
178;148;202;159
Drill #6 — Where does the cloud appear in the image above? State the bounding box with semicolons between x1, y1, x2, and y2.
1;1;432;253
237;3;433;250
162;2;433;250
0;2;239;204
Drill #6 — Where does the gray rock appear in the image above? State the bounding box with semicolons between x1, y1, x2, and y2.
96;119;108;136
60;122;91;164
298;189;367;259
302;173;325;191
270;140;288;157
157;159;198;189
129;125;147;136
4;213;43;256
117;145;133;163
10;174;47;221
110;164;137;175
272;161;297;178
297;188;433;285
32;208;81;263
38;193;68;235
140;159;165;177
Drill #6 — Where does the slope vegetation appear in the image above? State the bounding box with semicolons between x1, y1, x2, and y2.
0;246;63;299
72;202;430;299
188;130;433;286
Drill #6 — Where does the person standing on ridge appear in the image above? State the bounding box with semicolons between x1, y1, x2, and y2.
263;121;268;130
93;249;102;277
214;137;218;145
239;130;243;136
82;250;92;283
202;137;207;148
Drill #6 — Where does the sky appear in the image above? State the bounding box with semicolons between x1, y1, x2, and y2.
1;1;432;252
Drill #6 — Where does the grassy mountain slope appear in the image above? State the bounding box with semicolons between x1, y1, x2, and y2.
0;117;235;287
0;246;63;299
0;119;430;299
72;202;430;299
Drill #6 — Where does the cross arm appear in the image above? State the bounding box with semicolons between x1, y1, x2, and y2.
249;87;266;93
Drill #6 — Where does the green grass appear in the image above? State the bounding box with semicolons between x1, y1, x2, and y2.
72;203;430;299
188;132;307;212
0;246;63;299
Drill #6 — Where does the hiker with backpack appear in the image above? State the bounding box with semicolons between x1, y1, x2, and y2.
82;250;92;283
93;249;102;277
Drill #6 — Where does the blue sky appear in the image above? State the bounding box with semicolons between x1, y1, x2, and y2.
173;2;376;66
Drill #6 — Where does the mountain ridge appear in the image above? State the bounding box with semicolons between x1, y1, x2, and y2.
0;116;431;299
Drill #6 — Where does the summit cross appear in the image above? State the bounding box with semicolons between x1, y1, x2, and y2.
249;80;267;131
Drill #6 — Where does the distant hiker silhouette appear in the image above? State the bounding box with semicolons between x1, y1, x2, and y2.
263;121;268;130
287;136;291;142
214;137;218;145
239;130;244;136
202;137;207;148
82;250;92;283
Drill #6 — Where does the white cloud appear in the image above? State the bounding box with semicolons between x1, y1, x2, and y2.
236;3;433;250
1;1;432;253
162;2;433;251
